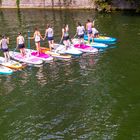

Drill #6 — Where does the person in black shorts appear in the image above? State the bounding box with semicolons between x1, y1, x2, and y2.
0;35;10;62
17;32;26;57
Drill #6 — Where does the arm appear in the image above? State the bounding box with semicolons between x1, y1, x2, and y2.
39;32;43;40
7;37;9;44
16;37;19;47
85;23;88;30
29;32;35;40
23;36;25;42
66;24;69;31
0;40;2;49
43;29;47;40
73;27;78;38
61;29;64;40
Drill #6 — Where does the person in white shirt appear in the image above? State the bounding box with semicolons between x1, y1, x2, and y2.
44;24;54;51
75;22;85;45
17;32;25;57
92;27;99;38
30;28;43;56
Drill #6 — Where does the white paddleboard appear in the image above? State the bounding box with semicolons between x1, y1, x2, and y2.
0;65;13;75
53;44;83;56
40;47;72;60
9;51;43;65
0;56;23;70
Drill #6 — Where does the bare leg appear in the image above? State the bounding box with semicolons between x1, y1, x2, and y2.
51;40;54;49
6;52;10;61
48;41;52;51
20;49;24;57
4;52;8;62
67;40;71;49
22;48;26;56
80;37;84;45
88;34;90;43
35;42;40;56
63;40;67;50
92;35;94;43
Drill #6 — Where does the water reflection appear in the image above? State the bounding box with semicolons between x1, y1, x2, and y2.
17;9;22;28
36;66;48;87
79;54;99;75
17;69;29;86
0;75;14;95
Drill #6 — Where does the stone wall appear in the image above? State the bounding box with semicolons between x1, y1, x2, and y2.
112;0;137;9
0;0;96;9
0;0;138;9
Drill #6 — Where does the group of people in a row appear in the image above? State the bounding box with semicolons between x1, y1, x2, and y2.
0;19;99;62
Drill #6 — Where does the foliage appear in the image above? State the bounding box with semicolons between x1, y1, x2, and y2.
126;0;140;12
94;0;112;12
94;0;140;12
16;0;20;8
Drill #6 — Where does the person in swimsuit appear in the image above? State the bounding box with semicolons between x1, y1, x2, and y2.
0;35;10;62
75;22;85;45
43;24;54;51
30;28;43;56
61;24;71;50
92;27;99;38
86;19;93;43
16;32;26;57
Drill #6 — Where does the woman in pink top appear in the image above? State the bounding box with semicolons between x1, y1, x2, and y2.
86;19;93;43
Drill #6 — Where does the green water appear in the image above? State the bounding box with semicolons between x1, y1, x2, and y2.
0;9;139;139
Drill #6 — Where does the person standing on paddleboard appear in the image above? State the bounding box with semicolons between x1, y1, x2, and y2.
17;32;26;57
43;24;54;51
92;27;99;38
74;22;85;46
30;28;43;56
61;24;71;50
0;35;10;62
86;19;93;43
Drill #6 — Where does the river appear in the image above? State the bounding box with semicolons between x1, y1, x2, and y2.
0;9;139;139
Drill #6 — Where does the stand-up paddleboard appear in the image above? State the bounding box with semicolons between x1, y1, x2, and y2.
0;57;23;70
73;44;98;54
84;34;117;44
53;44;83;56
72;38;108;49
40;47;72;60
84;41;108;49
0;65;13;75
9;51;43;65
26;30;53;63
25;49;53;63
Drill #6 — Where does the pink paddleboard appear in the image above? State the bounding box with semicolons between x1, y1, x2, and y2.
74;44;98;53
25;49;53;62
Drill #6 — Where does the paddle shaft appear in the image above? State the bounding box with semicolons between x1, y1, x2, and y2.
28;30;31;49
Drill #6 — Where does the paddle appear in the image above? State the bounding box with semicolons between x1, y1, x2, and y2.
13;45;18;53
73;33;77;39
27;30;31;49
13;37;18;55
59;38;63;44
26;30;33;57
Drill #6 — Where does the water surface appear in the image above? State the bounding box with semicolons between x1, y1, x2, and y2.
0;9;139;139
